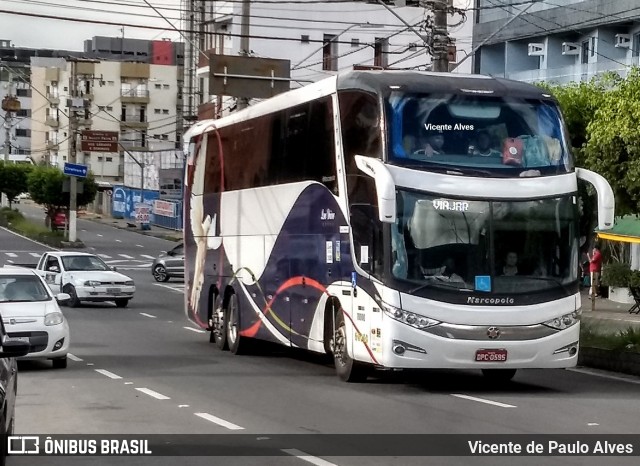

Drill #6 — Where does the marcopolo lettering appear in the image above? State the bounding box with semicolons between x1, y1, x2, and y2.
467;297;515;305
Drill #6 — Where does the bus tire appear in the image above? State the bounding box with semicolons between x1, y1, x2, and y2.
212;295;228;350
481;369;517;382
333;311;368;383
225;293;248;355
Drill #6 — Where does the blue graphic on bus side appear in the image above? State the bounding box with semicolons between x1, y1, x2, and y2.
351;271;357;288
475;275;491;292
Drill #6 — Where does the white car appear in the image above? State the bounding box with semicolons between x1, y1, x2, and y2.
0;268;70;368
36;252;136;308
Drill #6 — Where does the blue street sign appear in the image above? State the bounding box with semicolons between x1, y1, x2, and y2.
63;162;88;178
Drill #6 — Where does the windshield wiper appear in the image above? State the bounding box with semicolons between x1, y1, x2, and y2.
408;276;472;294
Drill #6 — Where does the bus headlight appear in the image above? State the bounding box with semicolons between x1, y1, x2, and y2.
543;310;581;330
382;304;440;330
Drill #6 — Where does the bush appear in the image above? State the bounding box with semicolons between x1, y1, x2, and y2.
1;207;65;247
581;322;640;353
601;262;631;287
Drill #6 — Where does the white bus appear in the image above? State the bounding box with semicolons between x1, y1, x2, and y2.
183;71;614;382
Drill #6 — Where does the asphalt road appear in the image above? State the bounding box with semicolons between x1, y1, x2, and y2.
2;210;640;466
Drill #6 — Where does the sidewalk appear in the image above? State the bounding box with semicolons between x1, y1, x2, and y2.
580;289;640;331
78;211;183;242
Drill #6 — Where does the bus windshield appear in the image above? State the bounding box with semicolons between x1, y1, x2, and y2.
386;92;572;177
391;191;578;296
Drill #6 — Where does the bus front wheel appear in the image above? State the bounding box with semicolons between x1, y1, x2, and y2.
226;293;248;355
333;311;368;383
481;369;517;382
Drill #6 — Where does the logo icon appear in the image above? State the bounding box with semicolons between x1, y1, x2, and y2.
8;436;40;455
487;327;501;340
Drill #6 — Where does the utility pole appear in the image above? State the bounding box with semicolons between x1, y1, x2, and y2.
68;60;78;242
429;0;452;72
2;69;16;207
237;0;251;110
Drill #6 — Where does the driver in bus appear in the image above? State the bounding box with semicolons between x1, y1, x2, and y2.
411;129;445;159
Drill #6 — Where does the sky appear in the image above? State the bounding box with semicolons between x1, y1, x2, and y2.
0;0;183;51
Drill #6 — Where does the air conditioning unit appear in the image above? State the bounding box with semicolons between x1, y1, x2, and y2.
561;42;580;55
528;43;545;56
615;34;631;48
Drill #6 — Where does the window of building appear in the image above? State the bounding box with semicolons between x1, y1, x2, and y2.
351;38;360;48
106;157;113;162
163;84;170;89
322;34;338;71
16;129;31;137
581;40;589;64
633;32;640;57
62;156;67;161
107;81;115;86
97;156;103;161
16;89;31;97
408;43;417;51
163;109;169;114
17;109;31;117
590;37;596;57
155;109;161;114
301;35;310;44
106;106;113;111
162;134;168;140
155;84;162;89
98;105;105;111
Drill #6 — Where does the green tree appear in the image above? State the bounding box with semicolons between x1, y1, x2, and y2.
27;165;98;226
0;162;33;207
583;68;640;215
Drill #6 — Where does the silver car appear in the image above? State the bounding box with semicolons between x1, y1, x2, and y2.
151;243;184;282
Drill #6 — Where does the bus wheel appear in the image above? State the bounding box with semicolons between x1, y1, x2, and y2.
211;295;228;350
226;293;248;355
333;312;367;383
481;369;517;382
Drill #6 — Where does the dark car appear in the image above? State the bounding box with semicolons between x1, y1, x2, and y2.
0;317;30;466
151;243;184;282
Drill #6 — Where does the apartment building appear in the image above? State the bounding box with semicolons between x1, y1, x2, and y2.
473;0;640;83
30;57;180;183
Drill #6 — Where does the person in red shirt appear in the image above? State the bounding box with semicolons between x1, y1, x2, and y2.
587;245;603;297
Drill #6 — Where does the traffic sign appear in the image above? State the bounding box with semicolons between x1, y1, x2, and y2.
63;162;88;178
80;130;119;152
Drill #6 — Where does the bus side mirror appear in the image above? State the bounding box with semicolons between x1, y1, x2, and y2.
354;155;396;223
576;168;614;230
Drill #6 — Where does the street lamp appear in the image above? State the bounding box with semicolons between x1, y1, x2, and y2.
292;22;385;71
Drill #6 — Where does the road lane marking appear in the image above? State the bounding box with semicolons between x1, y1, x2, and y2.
140;313;157;319
153;283;183;294
568;367;640;385
136;244;144;248
588;423;599;426
67;353;83;362
95;369;122;380
124;382;133;385
29;252;41;257
194;413;244;430
119;254;134;259
451;394;516;408
6;260;13;264
87;363;94;366
6;253;17;257
184;326;205;334
178;405;190;408
140;254;155;259
282;449;338;466
98;254;112;259
115;239;122;243
97;234;103;237
135;388;170;400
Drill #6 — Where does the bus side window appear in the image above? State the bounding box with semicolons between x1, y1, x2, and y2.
350;204;383;277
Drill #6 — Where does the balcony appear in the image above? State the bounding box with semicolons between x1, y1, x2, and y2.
120;89;150;104
506;56;640;84
120;139;146;151
120;117;148;129
47;94;60;105
45;117;59;128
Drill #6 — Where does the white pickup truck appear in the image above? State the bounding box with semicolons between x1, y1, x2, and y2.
33;251;136;308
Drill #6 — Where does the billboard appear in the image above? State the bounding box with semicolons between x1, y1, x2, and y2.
159;168;183;200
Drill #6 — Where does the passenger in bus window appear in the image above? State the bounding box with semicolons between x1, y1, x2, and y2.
411;129;445;159
500;251;519;276
471;130;501;158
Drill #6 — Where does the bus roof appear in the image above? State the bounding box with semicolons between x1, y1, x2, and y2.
184;70;553;141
